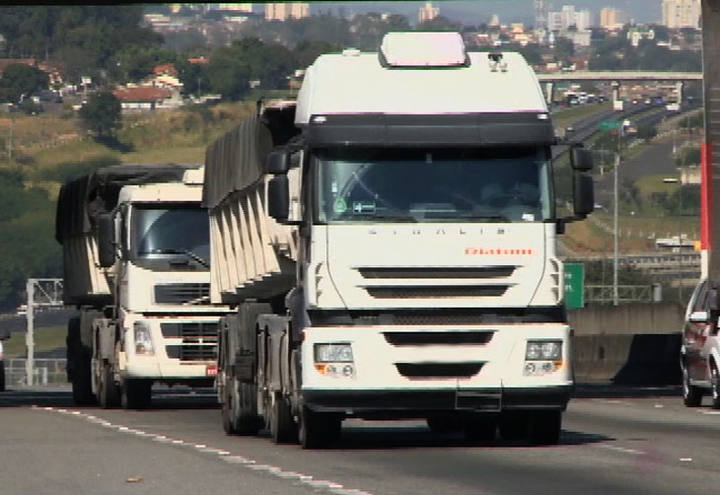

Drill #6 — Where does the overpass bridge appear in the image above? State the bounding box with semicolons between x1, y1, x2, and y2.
536;71;703;106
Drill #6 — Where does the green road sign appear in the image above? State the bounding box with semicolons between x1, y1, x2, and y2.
599;120;622;131
564;263;585;310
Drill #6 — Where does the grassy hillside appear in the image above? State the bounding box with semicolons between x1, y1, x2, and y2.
2;326;66;358
4;101;256;199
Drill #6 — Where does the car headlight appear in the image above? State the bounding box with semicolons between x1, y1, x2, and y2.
526;340;562;361
134;321;155;356
313;343;355;378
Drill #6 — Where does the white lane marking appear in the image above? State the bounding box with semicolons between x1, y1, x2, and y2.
35;406;375;495
698;410;720;415
679;458;693;462
597;444;644;455
653;404;664;408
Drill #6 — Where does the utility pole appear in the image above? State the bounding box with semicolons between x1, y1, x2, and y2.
613;150;619;306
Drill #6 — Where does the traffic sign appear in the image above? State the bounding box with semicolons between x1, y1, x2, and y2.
599;120;622;131
564;263;585;309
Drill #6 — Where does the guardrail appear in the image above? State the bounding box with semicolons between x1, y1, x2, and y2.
2;358;67;386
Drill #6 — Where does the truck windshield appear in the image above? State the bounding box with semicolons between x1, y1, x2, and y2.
315;147;553;223
131;205;210;270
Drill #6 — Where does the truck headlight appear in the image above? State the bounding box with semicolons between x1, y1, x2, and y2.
134;321;155;356
313;343;355;378
314;343;353;363
524;340;562;376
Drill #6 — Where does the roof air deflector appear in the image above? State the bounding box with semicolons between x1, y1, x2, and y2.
380;32;469;68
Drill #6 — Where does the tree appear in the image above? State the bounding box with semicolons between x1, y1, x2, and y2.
636;124;658;143
553;37;574;64
79;91;122;138
0;64;49;103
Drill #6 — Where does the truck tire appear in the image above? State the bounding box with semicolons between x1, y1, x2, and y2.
0;364;5;392
528;411;561;445
298;407;341;449
66;317;96;405
97;362;119;408
426;415;462;434
121;379;152;409
270;392;296;444
222;377;262;435
682;364;703;407
711;363;720;410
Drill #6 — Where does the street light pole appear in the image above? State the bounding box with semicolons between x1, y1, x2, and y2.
613;150;619;306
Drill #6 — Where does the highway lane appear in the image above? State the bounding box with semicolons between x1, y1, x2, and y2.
2;387;720;495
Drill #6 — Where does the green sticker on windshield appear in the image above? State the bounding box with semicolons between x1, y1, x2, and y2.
334;197;348;214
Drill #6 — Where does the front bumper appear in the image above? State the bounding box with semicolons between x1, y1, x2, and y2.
303;385;571;416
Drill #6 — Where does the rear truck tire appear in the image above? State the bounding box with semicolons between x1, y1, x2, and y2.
498;412;528;441
528;411;562;446
67;317;96;406
269;392;297;444
121;379;152;409
682;364;703;407
0;364;5;392
298;406;342;449
222;377;263;435
464;417;497;444
97;362;119;409
711;363;720;410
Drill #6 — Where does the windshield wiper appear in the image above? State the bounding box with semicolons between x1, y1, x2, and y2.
453;214;510;222
370;213;418;222
148;248;210;268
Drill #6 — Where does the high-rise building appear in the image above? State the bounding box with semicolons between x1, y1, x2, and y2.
265;3;309;21
600;7;628;30
547;5;592;31
662;0;701;29
534;0;549;30
419;2;439;24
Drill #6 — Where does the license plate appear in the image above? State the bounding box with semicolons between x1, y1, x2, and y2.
206;364;218;377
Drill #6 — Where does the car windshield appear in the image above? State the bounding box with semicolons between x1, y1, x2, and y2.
315;147;553;223
131;205;210;269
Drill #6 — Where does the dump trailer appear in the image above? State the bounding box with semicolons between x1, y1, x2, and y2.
56;164;232;408
211;32;594;448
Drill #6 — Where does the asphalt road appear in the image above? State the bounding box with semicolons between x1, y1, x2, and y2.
2;387;719;495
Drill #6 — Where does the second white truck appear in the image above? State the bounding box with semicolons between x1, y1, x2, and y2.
210;32;594;447
56;164;232;408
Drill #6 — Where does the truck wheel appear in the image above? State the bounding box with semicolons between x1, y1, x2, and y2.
711;364;720;410
498;412;528;441
97;363;119;409
464;417;497;444
528;411;562;445
221;378;239;434
71;355;96;406
0;364;5;392
270;392;297;444
121;379;152;409
682;364;703;407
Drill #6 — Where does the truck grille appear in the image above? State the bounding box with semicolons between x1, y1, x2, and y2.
365;286;507;299
395;362;485;378
154;283;210;304
383;331;495;346
162;322;218;362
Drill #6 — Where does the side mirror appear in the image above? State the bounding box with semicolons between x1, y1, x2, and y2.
268;175;289;221
573;173;594;217
267;150;290;175
97;213;116;268
570;146;593;171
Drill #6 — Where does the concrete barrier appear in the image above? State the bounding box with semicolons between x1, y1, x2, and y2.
569;303;684;385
